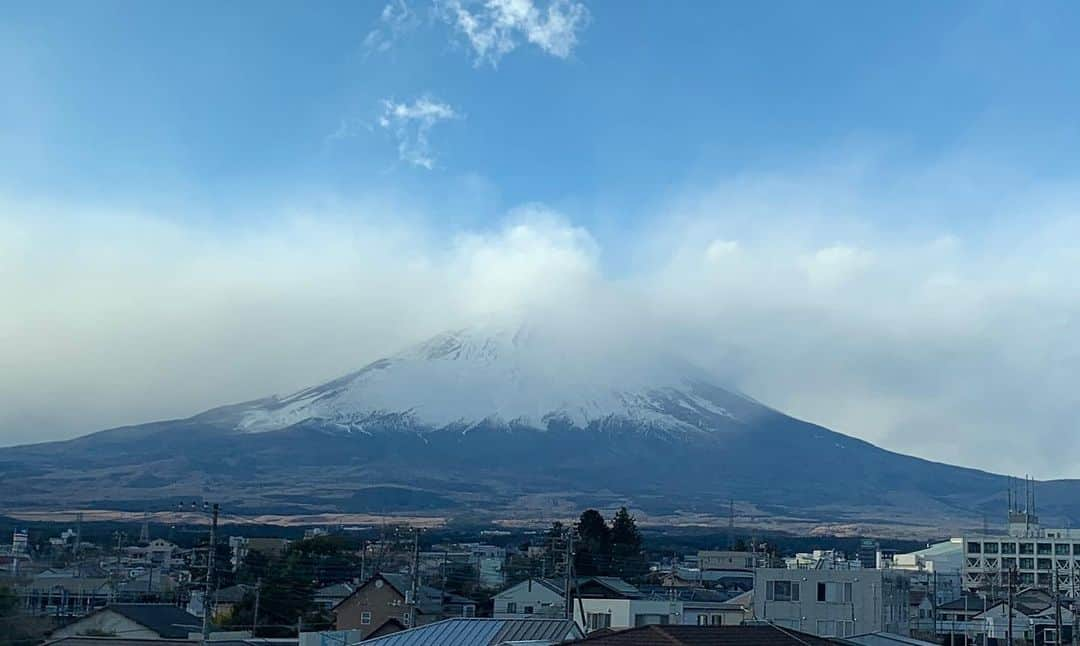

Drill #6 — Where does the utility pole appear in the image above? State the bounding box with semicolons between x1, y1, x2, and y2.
252;577;261;637
75;511;83;578
727;499;735;551
407;528;420;627
563;530;573;621
1055;563;1063;646
1007;567;1015;646
201;503;219;645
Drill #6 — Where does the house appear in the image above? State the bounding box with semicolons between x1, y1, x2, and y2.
357;617;583;645
639;586;748;627
969;592;1075;645
332;572;477;639
933;592;993;643
572;577;749;633
313;582;355;611
493;578;566;618
564;624;844;644
47;604;204;640
752;567;911;639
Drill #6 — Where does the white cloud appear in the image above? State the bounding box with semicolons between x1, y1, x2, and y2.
364;0;421;55
378;96;460;169
5;160;1080;480
436;0;589;66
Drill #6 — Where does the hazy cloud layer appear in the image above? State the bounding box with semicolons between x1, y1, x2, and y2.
3;164;1080;478
364;0;421;55
436;0;589;66
378;96;460;168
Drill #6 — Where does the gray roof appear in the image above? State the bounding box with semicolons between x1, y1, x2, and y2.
577;577;641;598
357;617;582;646
105;604;203;638
842;633;940;646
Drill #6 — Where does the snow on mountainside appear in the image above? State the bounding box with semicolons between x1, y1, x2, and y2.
235;325;765;435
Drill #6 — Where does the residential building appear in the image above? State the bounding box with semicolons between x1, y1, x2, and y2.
493;578;566;618
356;617;583;645
698;551;754;571
571;577;747;633
228;536;290;570
785;549;863;570
564;624;843;645
332;572;477;639
47;604;204;640
960;529;1080;594
935;588;1075;645
752;567;910;639
314;581;356;611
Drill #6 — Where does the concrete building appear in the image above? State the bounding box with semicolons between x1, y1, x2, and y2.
752;567;910;639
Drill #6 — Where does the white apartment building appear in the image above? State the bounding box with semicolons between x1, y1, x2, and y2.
960;510;1080;594
752;568;910;639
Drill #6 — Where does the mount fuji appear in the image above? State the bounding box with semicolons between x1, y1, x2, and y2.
4;326;1079;533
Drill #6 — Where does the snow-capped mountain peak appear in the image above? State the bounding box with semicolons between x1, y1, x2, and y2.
235;326;764;435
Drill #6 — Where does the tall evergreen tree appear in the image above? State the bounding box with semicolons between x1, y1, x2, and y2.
609;507;646;579
575;509;611;576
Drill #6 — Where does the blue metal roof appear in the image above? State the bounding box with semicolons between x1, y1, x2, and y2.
356;618;581;646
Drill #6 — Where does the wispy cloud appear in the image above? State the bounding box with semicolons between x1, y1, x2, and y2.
364;0;421;55
378;96;460;169
436;0;590;66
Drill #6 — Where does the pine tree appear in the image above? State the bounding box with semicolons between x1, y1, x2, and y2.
609;507;646;579
574;509;611;576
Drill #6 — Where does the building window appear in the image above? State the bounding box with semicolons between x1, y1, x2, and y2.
587;612;612;631
817;620;837;636
1020;543;1035;555
523;605;534;615
360;611;371;625
711;614;723;625
817;582;853;603
967;542;982;554
697;615;709;626
1038;543;1053;556
506;602;517;614
463;605;476;617
1002;557;1018;570
1056;543;1071;556
766;580;800;602
984;542;999;554
1038;558;1053;570
402;612;412;626
1002;543;1017;554
1020;558;1035;570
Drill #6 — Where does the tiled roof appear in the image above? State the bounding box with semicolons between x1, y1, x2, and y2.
358;617;582;645
106;604;204;639
567;625;843;645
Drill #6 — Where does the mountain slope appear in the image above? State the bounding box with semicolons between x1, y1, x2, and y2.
2;326;1077;532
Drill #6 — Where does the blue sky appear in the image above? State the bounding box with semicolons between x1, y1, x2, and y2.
5;1;1080;477
7;1;1080;228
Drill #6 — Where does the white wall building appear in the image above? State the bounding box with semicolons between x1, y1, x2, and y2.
493;578;566;619
752;568;910;639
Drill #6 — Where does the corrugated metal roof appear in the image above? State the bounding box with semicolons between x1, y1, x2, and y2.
357;618;580;646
